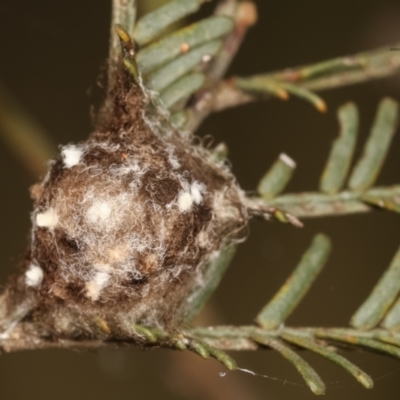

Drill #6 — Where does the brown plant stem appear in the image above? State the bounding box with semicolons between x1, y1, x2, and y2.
186;1;257;132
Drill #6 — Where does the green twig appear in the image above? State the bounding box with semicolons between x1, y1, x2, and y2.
107;0;138;110
261;185;400;218
255;44;400;89
207;0;257;84
314;329;400;360
185;1;257;131
110;0;137;65
189;44;400;125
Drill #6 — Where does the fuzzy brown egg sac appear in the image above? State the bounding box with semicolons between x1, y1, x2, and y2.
22;81;248;338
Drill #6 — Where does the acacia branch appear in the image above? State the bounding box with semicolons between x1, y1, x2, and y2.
109;0;137;64
2;324;399;354
186;43;400;130
186;0;257;131
108;0;138;97
247;185;400;219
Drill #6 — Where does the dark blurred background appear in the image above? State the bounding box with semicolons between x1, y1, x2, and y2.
0;0;400;399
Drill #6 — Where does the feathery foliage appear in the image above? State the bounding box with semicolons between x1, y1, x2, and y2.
0;0;400;396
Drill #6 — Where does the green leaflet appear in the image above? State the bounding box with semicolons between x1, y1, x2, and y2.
320;102;359;194
252;335;326;395
257;153;296;199
281;331;373;389
159;73;205;109
134;0;205;46
146;40;222;92
256;234;331;330
137;16;233;74
348;98;399;191
169;110;189;129
352;245;400;330
184;244;237;323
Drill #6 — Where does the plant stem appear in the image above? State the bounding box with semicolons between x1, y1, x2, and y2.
4;324;400;353
108;0;137;93
186;43;400;130
186;1;257;132
110;0;137;63
252;185;400;218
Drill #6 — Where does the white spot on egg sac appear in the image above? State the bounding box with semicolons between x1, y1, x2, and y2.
61;145;83;168
25;264;44;287
86;201;112;225
86;271;110;301
93;263;111;272
167;148;181;169
190;182;204;205
107;245;129;263
178;191;193;213
36;208;58;228
197;231;208;247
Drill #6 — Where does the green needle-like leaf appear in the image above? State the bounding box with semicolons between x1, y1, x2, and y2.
209;348;237;371
374;333;400;347
348;98;399;191
361;193;400;213
351;245;400;330
320;102;359;194
133;325;157;343
381;277;400;331
269;185;400;218
196;341;238;370
256;234;331;330
146;40;222;92
281;331;374;389
137;16;233;74
278;82;327;112
134;0;205;46
189;340;211;359
383;299;400;329
257;153;296;199
170;110;189;129
184;244;236;323
212;142;229;162
252;335;326;395
159;73;205;109
235;77;290;100
235;77;327;111
315;329;400;360
297;57;367;80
